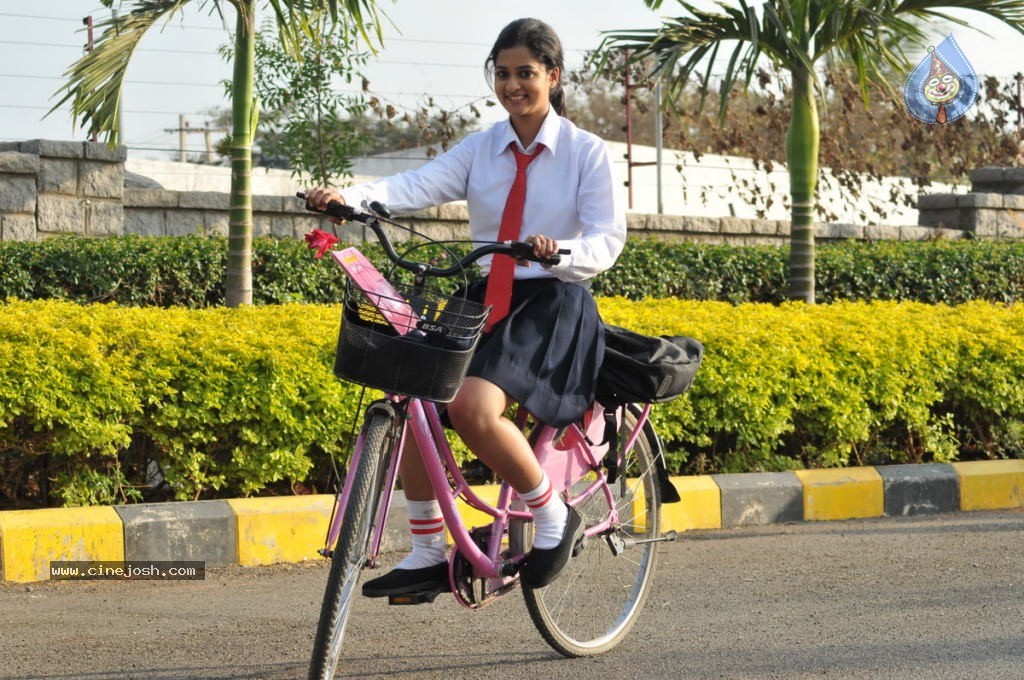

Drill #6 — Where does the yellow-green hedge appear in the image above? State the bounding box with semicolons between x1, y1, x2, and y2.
0;301;357;506
1;299;1022;507
602;298;1024;472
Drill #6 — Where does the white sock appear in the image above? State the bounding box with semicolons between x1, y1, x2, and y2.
395;499;446;570
520;473;568;550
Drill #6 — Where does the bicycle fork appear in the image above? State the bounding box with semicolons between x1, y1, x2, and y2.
320;401;403;565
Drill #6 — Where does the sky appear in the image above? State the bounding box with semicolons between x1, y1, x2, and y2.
2;0;1023;162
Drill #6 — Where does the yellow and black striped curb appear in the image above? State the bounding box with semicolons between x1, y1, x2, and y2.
2;460;1022;583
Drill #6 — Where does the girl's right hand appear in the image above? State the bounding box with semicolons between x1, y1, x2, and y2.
303;187;346;223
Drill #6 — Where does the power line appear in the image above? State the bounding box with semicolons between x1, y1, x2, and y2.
0;11;227;31
0;87;492;106
0;38;228;56
1;104;216;116
0;73;224;88
0;11;98;23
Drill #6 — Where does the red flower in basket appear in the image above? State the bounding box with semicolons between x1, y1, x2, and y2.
304;228;339;259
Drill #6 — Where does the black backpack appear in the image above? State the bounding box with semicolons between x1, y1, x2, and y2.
596;324;704;405
592;325;703;505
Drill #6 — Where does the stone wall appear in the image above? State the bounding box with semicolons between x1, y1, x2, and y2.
918;167;1024;238
0;139;984;245
0;139;125;240
116;187;974;247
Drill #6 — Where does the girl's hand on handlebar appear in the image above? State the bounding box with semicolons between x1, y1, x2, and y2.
304;187;346;224
524;234;559;267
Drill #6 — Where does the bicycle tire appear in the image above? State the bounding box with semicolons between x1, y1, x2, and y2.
517;406;662;657
308;409;395;680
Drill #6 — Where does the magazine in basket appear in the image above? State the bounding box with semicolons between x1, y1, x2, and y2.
331;247;416;335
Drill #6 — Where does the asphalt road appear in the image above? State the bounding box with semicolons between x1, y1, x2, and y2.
3;510;1022;680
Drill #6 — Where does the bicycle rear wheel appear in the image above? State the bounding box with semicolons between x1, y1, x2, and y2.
518;406;662;657
308;409;396;680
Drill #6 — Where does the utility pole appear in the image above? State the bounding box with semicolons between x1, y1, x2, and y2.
654;80;663;215
1017;73;1022;139
622;51;663;213
112;8;124;141
165;117;228;164
82;16;97;143
179;115;188;162
1015;73;1023;167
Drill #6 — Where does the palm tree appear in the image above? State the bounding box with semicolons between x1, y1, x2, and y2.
600;0;1024;302
51;0;382;306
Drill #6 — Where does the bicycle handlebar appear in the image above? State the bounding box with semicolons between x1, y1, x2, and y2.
296;192;568;277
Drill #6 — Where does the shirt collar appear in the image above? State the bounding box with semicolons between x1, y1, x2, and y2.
493;107;562;158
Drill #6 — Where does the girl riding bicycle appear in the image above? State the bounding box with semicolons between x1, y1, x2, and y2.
303;17;626;595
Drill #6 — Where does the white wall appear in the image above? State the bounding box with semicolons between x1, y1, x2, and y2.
129;143;963;226
606;142;964;225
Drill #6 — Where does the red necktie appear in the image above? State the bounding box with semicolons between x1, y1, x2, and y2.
483;144;542;332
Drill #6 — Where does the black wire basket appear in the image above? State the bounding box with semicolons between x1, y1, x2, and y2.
334;279;489;403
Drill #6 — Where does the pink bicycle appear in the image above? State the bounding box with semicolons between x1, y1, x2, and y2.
300;196;676;680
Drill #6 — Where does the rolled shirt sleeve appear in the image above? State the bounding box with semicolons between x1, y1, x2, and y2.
544;136;625;282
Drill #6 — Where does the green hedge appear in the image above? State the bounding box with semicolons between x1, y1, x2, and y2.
601;298;1024;473
3;235;1024;306
1;298;1021;508
0;235;343;307
0;302;356;508
591;239;1024;303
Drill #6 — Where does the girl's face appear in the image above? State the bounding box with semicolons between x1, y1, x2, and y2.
492;45;559;120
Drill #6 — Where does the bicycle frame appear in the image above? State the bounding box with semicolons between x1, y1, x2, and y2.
326;391;651;584
321;246;654;600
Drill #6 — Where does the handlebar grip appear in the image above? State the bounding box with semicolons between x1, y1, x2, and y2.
506;242;570;267
296;192;360;221
299;191;382;223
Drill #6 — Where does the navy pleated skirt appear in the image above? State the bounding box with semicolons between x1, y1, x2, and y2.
462;277;605;428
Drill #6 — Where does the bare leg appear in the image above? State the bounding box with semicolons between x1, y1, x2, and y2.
366;376;569;590
397;377;541;498
446;376;543;494
396;427;435;502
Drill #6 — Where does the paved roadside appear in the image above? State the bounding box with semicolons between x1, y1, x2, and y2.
2;511;1022;680
1;460;1023;583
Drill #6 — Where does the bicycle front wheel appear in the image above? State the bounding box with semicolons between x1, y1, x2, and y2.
308;409;396;680
520;406;662;657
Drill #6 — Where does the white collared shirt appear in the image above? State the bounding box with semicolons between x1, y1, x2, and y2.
340;108;626;281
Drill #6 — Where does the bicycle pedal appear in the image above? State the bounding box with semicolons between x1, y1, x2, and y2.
387;587;446;606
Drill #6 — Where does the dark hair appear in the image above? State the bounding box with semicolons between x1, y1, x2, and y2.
485;18;567;117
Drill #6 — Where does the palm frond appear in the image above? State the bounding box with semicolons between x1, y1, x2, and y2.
324;0;385;49
599;0;813;117
49;0;195;144
897;0;1024;36
600;0;1024;116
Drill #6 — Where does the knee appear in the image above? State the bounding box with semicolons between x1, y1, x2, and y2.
446;396;490;437
446;378;508;438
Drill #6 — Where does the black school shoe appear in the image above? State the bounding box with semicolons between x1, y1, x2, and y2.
521;506;585;589
361;562;450;598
